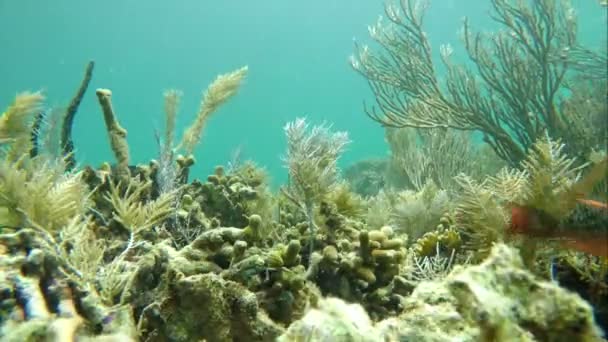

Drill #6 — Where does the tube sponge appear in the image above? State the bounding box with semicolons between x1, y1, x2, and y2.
95;89;130;180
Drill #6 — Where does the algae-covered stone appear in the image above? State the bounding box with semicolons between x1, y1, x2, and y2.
287;244;604;342
138;273;283;341
377;243;604;341
278;297;380;342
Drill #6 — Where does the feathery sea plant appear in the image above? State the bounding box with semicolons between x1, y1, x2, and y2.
453;173;511;259
154;67;247;246
58;216;105;289
520;137;587;218
385;127;503;192
156;89;183;195
390;181;451;241
105;178;176;255
282;117;350;254
0;92;44;160
365;189;396;230
453;135;593;261
0;156;90;233
156;66;248;193
324;181;366;219
175;66;249;156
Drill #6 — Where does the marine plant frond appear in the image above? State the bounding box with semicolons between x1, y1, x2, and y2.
178;66;248;156
45;172;90;229
453;173;509;259
163;89;182;156
390;183;450;241
0;91;44;140
0;91;45;159
59;216;105;286
231;160;270;188
365;190;395;230
324;181;366;219
105;178;176;233
568;155;607;202
486;167;529;204
521;136;586;217
0;156;90;233
58;215;135;307
283;117;351;205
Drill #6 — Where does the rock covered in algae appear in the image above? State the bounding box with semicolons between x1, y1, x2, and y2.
277;297;378;342
137;272;283;342
282;244;604;342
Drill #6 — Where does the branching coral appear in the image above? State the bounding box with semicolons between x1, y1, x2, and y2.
405;244;458;283
352;0;605;166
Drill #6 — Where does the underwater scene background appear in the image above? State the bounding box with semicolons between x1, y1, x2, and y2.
1;0;602;185
0;0;607;341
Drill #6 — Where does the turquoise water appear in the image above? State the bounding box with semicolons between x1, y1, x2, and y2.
0;0;605;186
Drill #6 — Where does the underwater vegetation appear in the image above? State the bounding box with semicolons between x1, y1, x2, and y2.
0;0;606;341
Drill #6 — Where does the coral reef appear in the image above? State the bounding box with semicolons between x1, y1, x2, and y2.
1;26;606;339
